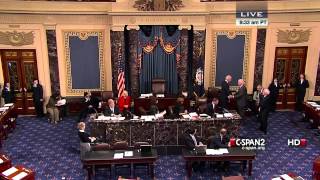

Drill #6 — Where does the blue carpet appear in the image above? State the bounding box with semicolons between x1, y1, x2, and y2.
1;112;319;180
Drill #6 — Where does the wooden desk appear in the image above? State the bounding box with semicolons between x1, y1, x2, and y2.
0;105;16;148
0;165;35;180
303;102;320;128
0;154;12;173
82;149;158;180
182;148;255;178
134;97;190;115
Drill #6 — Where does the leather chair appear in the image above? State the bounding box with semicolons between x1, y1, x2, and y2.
101;91;114;101
152;79;165;94
133;142;150;177
113;141;130;176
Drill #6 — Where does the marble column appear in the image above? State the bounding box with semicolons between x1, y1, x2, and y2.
46;29;60;95
253;29;266;88
315;54;320;96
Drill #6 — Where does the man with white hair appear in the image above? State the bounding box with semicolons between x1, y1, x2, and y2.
230;79;248;118
220;74;232;109
259;88;271;134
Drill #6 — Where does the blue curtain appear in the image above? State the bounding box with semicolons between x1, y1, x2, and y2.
138;26;180;95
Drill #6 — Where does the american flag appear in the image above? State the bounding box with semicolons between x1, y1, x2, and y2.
117;46;125;97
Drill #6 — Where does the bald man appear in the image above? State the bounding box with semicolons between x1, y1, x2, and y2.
232;79;248;118
220;75;232;109
103;98;120;116
259;89;271;134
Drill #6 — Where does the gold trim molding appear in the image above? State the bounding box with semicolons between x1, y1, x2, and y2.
63;30;105;95
0;30;34;46
277;29;311;44
211;30;251;90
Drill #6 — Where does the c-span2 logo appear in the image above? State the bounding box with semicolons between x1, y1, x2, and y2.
230;138;266;150
287;139;307;147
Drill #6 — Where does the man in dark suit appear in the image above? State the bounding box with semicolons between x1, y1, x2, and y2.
103;98;120;116
209;128;230;149
2;82;15;104
294;74;309;111
182;128;205;172
32;79;44;117
259;89;271;134
220;75;232;109
206;97;223;116
78;92;99;121
231;79;247;118
268;78;280;112
208;128;230;171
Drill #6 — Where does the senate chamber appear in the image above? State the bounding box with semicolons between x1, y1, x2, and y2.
0;0;320;179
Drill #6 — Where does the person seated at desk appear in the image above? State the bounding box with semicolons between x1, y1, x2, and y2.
206;97;223;116
118;90;131;113
173;97;187;118
182;128;205;172
103;98;120;116
78;92;99;122
149;96;159;115
55;92;67;118
208;128;231;172
78;122;96;143
2;82;15;104
46;93;59;124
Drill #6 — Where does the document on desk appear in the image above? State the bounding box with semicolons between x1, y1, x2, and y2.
114;153;124;159
4;103;14;107
280;174;294;180
271;178;281;180
182;114;190;119
219;148;229;154
216;114;223;118
2;166;18;176
0;158;3;164
223;113;233;118
206;149;222;155
124;151;133;157
12;172;28;180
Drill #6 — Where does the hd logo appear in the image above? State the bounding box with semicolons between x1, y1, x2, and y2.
287;139;307;147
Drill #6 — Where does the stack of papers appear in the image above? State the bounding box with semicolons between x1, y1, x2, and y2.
56;99;66;106
4;103;13;107
2;167;18;176
114;153;124;159
206;148;229;155
189;112;198;117
280;174;294;180
140;93;153;98
124;151;133;157
224;113;233;118
12;172;28;180
0;107;9;111
182;114;190;119
156;94;165;98
141;115;155;121
216;114;223;118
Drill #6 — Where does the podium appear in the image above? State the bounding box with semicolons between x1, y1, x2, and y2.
0;165;35;180
0;154;12;173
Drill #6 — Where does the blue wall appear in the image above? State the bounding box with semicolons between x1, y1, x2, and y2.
216;35;245;86
69;36;100;89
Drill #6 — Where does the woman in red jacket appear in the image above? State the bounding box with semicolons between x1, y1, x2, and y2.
118;90;131;112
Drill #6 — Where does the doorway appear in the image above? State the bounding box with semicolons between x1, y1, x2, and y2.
273;47;307;109
1;49;38;114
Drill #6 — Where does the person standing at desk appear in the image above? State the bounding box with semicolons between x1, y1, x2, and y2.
294;74;309;111
2;82;15;104
118;90;131;113
220;75;232;109
182;128;205;172
32;79;44;117
103;98;119;116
